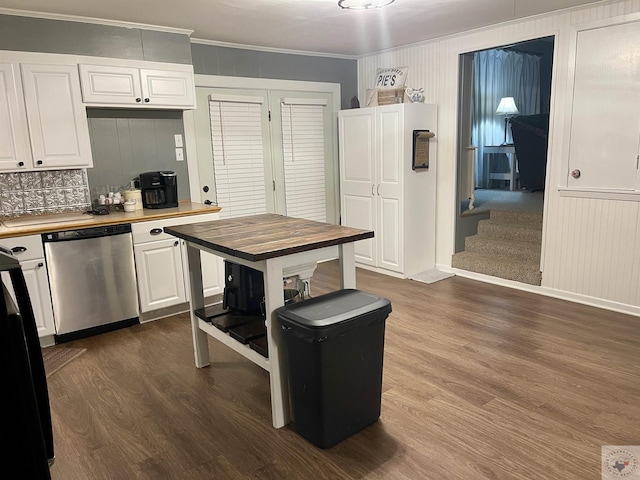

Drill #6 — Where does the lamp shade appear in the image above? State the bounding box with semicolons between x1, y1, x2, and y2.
495;97;519;115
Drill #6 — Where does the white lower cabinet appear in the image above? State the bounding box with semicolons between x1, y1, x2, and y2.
0;234;56;338
134;237;186;313
132;213;223;314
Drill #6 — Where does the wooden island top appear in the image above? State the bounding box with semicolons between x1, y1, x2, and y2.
164;213;374;262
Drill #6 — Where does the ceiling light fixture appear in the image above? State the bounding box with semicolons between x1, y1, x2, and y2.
338;0;395;9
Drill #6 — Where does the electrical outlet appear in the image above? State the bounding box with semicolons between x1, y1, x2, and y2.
174;134;183;148
175;148;184;161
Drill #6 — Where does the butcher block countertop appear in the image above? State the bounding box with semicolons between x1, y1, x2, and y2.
0;202;221;239
165;213;374;262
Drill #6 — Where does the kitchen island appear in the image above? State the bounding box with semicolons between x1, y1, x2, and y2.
165;213;374;429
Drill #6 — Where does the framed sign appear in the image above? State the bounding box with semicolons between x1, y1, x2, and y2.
412;130;435;170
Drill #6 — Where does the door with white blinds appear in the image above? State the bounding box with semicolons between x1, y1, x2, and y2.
197;87;336;222
208;94;272;219
277;97;328;222
269;90;335;223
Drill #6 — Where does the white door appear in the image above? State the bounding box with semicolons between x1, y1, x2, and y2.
568;21;640;190
21;64;93;169
134;239;186;313
377;105;403;273
0;63;31;171
339;108;377;266
269;91;334;222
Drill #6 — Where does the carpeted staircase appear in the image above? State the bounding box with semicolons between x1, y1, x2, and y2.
452;209;542;285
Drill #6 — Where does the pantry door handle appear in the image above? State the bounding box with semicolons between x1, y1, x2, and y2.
150;228;163;235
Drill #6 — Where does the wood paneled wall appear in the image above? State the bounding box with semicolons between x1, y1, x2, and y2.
357;0;640;316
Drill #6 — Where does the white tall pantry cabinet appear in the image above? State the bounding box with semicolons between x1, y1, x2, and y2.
339;103;437;277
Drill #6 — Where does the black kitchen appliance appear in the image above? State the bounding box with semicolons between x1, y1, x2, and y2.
139;171;178;209
222;261;265;313
1;249;54;477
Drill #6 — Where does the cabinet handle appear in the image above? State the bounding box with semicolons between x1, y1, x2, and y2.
11;246;27;255
571;169;581;179
371;185;375;196
17;161;24;167
377;184;380;195
36;160;43;165
204;199;212;205
37;262;44;268
144;98;150;103
150;228;163;235
136;98;142;103
174;240;179;246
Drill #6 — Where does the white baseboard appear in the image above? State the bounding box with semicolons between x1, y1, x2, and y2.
437;263;640;319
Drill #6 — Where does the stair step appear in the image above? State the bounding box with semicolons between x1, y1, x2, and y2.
477;219;542;243
464;235;541;263
451;251;542;285
489;209;543;227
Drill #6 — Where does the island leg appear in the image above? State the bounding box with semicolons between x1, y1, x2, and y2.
264;257;290;428
186;244;210;367
339;242;356;289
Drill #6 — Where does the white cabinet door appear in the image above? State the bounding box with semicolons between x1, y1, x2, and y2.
21;64;93;169
568;21;640;191
20;258;56;337
377;106;403;273
78;64;195;108
0;234;55;338
78;65;143;105
140;68;195;108
134;238;186;313
0;63;31;171
339;108;377;267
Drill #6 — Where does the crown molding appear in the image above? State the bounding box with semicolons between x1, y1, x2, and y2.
190;37;357;60
0;8;194;36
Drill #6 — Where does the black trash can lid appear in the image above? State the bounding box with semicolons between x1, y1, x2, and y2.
276;289;391;342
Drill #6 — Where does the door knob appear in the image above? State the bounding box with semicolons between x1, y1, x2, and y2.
571;169;581;179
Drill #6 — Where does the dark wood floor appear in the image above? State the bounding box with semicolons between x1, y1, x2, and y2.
46;261;640;479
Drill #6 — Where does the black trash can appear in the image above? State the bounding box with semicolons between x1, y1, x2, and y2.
276;288;392;448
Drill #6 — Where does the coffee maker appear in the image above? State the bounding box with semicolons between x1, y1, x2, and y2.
139;171;178;209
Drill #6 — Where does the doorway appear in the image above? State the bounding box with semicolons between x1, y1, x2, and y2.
452;36;554;285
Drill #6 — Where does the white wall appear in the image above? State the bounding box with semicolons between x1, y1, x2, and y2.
357;0;640;317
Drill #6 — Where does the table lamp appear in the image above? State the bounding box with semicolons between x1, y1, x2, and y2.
495;97;519;145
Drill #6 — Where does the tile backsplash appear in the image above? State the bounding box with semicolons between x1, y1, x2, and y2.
0;169;91;217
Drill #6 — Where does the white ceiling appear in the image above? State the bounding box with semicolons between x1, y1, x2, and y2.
0;0;605;57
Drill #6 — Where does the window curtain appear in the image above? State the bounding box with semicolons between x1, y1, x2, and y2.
472;49;541;188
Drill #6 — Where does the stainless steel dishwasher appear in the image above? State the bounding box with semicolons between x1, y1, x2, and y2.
42;223;139;342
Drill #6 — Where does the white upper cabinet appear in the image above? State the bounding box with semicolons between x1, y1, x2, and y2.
79;64;195;109
0;62;93;172
0;63;31;171
21;64;93;170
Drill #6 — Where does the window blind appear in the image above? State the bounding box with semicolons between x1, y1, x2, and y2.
280;98;327;223
209;95;267;219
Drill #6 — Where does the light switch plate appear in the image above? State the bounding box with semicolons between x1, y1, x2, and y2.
175;148;184;161
174;134;183;148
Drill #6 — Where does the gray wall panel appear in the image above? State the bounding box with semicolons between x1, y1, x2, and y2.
141;30;193;64
0;14;191;64
191;44;357;109
86;110;190;201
